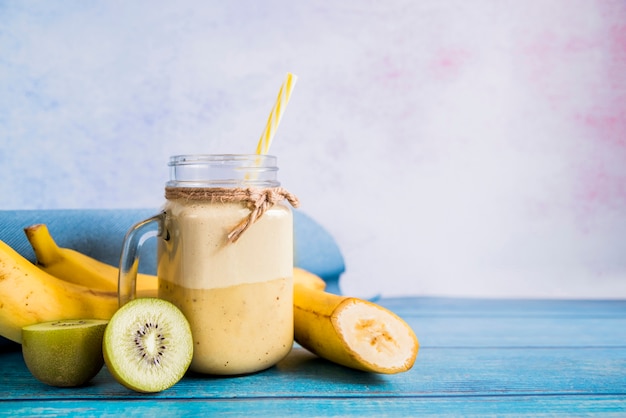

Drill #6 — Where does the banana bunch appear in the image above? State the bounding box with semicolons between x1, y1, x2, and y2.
0;239;118;343
1;224;418;374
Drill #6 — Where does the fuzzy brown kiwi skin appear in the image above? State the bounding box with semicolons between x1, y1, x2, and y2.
21;319;108;387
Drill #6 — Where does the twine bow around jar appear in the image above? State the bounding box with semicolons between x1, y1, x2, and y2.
164;186;300;243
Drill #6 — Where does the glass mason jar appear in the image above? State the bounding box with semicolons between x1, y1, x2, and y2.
119;154;299;375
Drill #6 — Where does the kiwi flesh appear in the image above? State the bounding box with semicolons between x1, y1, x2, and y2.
103;297;193;393
21;319;108;387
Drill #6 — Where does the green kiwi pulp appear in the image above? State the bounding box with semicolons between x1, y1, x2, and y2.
103;298;193;393
21;319;108;387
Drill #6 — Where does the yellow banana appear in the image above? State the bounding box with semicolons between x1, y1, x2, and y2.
293;282;419;374
25;223;323;297
293;267;327;291
0;239;118;343
24;224;158;298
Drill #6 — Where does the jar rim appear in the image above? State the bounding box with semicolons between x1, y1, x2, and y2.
168;154;277;166
167;154;280;188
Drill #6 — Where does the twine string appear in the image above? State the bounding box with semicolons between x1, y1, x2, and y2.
164;187;300;243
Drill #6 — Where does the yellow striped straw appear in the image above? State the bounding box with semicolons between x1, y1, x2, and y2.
255;72;298;155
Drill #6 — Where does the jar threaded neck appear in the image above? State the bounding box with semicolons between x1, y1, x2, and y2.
167;154;279;188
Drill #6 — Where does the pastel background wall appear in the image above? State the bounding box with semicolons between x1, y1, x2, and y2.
2;0;625;299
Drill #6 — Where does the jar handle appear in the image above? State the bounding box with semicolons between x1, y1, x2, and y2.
118;212;165;306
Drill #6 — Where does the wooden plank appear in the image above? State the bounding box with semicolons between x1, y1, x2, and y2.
379;297;626;318
385;298;626;347
412;317;626;347
1;346;625;400
4;315;625;353
1;396;625;417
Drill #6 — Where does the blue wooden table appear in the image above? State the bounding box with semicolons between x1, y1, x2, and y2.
1;297;625;417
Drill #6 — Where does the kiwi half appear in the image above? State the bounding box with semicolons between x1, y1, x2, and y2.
22;319;108;387
103;298;193;393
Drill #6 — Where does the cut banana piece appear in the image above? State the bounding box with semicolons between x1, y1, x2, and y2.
293;284;419;374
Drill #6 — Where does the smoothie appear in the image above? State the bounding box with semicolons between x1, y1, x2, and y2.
158;200;294;375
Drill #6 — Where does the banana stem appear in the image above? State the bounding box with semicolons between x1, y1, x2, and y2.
24;224;63;266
